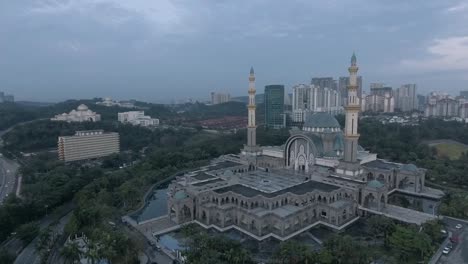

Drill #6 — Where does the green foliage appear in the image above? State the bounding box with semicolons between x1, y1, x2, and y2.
183;231;254;264
0;249;15;264
16;222;40;244
388;225;432;262
60;241;82;264
0;196;42;242
2;120;154;152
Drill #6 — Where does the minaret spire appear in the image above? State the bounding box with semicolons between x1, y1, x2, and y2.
243;67;260;159
247;67;257;147
343;53;360;163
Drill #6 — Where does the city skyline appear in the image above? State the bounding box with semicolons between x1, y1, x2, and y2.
1;1;468;102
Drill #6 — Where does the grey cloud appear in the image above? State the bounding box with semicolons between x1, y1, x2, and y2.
0;0;467;102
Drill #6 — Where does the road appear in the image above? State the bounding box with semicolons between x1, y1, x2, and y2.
0;154;19;204
13;203;75;264
437;217;468;264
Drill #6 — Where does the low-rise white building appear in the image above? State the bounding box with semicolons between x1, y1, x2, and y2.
51;104;101;122
118;111;159;127
96;97;135;108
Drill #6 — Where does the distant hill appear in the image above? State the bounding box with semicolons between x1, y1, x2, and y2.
15;101;55;107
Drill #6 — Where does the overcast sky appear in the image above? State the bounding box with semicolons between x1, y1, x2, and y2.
0;0;467;102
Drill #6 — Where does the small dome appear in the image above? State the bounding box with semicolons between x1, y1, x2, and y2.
401;164;418;172
77;104;89;111
367;179;384;189
174;190;188;200
303;112;340;130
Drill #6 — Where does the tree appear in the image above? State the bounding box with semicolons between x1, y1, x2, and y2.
272;240;308;264
388;225;432;262
61;241;82;264
367;215;395;246
36;227;52;252
16;222;39;244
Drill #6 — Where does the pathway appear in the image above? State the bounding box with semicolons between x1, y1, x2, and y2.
359;204;438;225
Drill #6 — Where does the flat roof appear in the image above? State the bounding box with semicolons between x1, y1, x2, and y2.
192;172;215;181
192;178;224;187
364;159;399;170
214;180;340;198
208;161;240;170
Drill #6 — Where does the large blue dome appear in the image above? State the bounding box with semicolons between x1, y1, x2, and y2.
303;112;340;130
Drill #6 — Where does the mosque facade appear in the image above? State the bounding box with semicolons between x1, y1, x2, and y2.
51;104;101;122
166;55;442;241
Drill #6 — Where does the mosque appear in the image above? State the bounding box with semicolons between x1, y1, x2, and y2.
51;104;101;122
166;54;443;241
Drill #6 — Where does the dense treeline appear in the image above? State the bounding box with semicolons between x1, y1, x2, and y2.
0;103;40;130
181;216;443;264
3;120;155;152
0;99;251;133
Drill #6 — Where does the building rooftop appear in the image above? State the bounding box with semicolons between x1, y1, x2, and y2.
192;178;225;187
364;159;399;170
208;161;240;170
214;180;340;198
192;172;215;181
304;112;340;129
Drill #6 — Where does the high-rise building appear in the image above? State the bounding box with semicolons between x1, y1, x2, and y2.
58;130;120;162
460;91;468;99
364;85;394;113
0;91;14;103
311;77;337;90
291;84;311;122
424;93;463;118
396;84;417;112
370;86;393;97
339;76;362;106
264;85;285;129
210;92;231;105
291;84;342;122
363;94;394;113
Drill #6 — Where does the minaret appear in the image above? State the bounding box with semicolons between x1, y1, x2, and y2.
343;53;360;163
247;67;257;149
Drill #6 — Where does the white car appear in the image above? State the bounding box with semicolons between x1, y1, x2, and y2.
440;229;447;235
456;224;463;229
442;247;451;254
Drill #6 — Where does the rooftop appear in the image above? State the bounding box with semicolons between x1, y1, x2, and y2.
214;180;340;198
363;159;399;170
304;112;340;129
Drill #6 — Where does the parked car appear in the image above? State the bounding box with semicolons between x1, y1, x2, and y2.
440;229;447;235
446;243;453;249
442;247;451;254
455;224;463;229
450;236;459;243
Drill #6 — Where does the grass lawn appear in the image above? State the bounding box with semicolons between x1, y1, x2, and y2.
433;143;468;160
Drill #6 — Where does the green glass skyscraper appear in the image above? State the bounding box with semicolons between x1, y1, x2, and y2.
264;85;285;128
